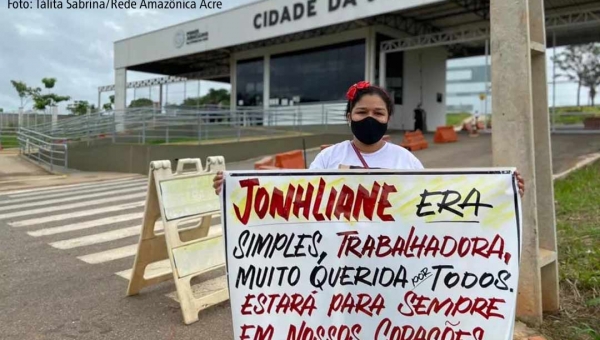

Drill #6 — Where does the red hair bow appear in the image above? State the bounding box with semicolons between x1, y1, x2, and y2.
346;81;371;101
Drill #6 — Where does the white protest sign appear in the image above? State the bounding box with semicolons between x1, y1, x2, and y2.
221;169;522;340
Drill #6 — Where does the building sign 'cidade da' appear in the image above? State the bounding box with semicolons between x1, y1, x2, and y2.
253;0;376;29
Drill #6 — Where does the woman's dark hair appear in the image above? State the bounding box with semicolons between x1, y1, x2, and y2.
345;85;394;118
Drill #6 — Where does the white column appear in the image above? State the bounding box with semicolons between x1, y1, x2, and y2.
114;68;127;132
364;30;373;82
197;80;201;110
263;55;270;126
50;105;58;128
378;51;386;88
484;39;490;119
230;56;237;112
159;84;163;109
114;68;127;110
18;107;23;127
263;55;270;109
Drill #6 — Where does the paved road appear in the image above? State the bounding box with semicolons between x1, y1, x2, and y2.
1;133;599;339
0;177;235;340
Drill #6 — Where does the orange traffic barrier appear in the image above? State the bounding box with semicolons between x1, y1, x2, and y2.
434;126;458;143
400;130;428;151
275;150;306;169
254;150;307;170
254;156;278;170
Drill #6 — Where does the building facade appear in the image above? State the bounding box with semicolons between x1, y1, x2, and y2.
111;0;600;132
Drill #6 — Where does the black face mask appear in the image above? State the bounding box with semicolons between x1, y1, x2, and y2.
350;116;388;145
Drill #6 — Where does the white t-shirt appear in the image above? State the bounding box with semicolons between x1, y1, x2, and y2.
309;140;424;170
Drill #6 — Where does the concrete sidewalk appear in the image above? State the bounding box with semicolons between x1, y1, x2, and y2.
0;150;143;193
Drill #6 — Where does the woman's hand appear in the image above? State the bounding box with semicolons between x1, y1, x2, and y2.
213;171;224;195
515;170;525;198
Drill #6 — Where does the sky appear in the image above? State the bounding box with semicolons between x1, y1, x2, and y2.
0;0;255;112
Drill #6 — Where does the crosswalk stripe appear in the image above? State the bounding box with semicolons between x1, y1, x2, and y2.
9;201;145;227
78;244;139;264
27;212;144;237
0;181;146;205
0;186;147;212
1;176;145;197
116;259;172;280
0;192;147;220
78;226;223;264
59;222;221;252
49;225;145;249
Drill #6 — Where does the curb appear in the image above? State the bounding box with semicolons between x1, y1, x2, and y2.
553;152;600;180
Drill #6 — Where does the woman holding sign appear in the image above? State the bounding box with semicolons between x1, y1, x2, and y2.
309;81;423;170
213;81;525;196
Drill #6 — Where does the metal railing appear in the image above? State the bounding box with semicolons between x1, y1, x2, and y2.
17;128;68;171
20;103;348;143
15;103;349;169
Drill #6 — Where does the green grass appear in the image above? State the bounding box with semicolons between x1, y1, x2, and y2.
541;160;600;340
446;112;472;126
553;105;600;114
447;107;600;127
0;134;18;148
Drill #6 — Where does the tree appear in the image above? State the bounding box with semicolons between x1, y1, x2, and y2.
103;95;115;111
181;89;230;107
181;97;202;107
67;101;92;116
41;77;57;89
29;78;70;112
10;80;34;109
202;88;230;106
11;78;70;112
553;43;600;107
128;98;154;108
580;44;600;106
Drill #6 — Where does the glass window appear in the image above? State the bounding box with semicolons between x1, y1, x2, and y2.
236;58;264;107
269;40;365;105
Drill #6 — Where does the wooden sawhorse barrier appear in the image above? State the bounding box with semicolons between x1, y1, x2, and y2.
126;156;228;324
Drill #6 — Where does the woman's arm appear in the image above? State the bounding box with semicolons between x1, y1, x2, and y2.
213;171;224;195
